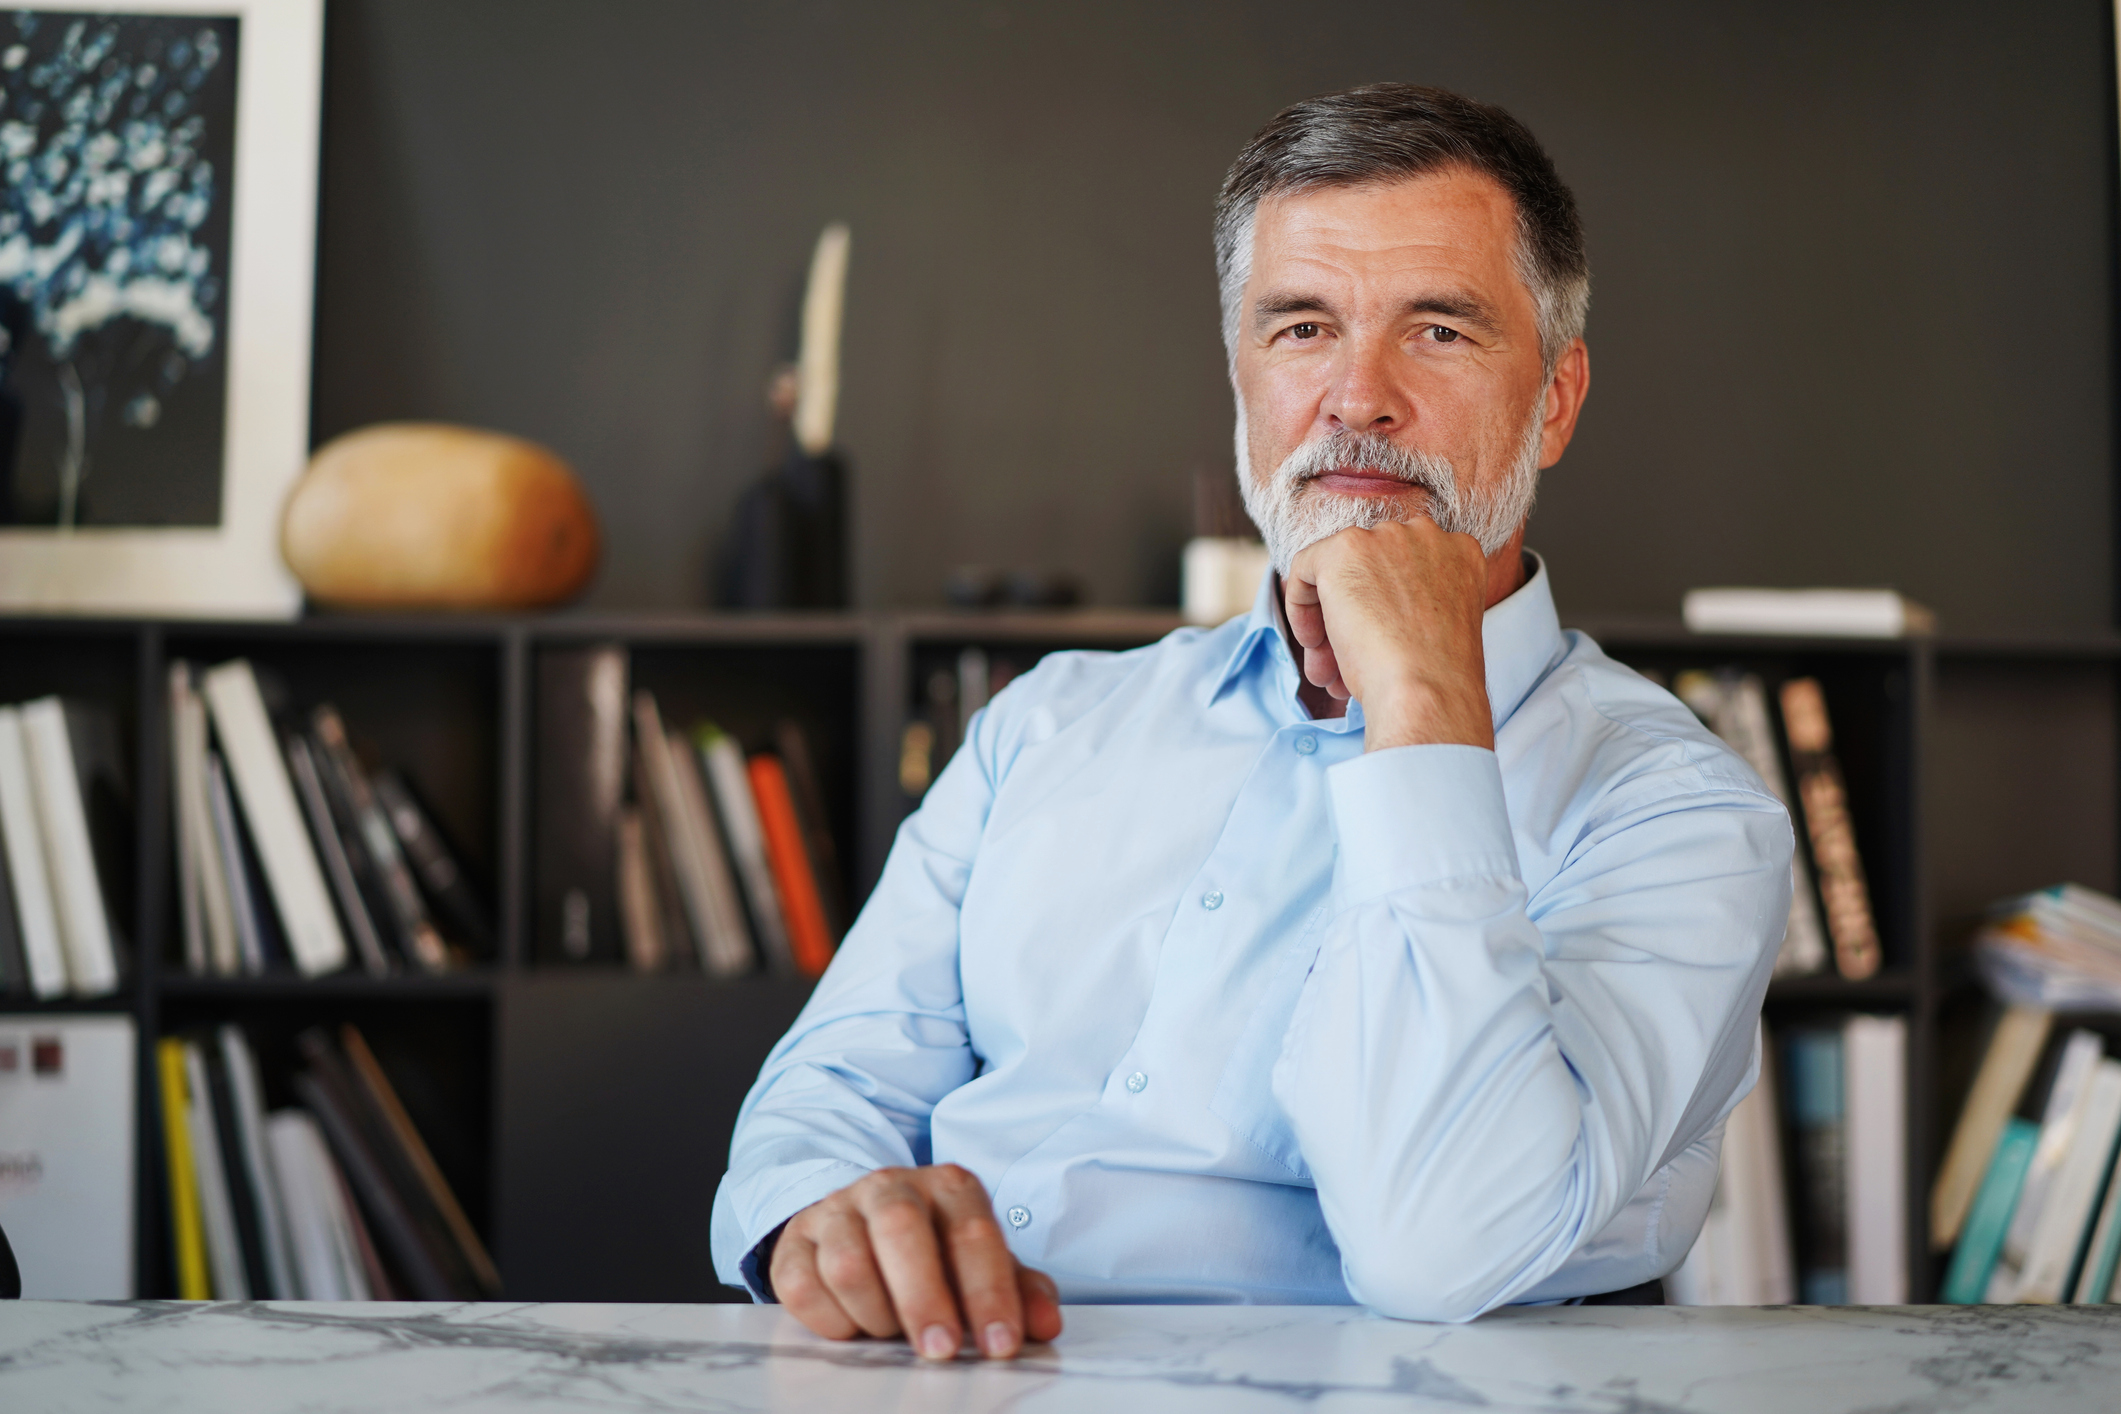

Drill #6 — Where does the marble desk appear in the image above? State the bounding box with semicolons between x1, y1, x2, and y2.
4;1300;2120;1413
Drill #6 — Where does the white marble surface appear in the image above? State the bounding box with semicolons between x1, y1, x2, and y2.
3;1300;2119;1412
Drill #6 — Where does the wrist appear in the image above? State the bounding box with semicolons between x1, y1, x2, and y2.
1360;676;1493;751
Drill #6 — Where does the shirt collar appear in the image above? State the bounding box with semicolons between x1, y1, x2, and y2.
1202;550;1567;733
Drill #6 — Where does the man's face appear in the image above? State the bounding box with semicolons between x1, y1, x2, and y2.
1231;169;1585;573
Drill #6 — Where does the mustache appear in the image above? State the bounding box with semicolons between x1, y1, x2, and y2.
1276;429;1456;494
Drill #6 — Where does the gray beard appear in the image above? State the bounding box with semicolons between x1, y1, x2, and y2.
1235;404;1544;573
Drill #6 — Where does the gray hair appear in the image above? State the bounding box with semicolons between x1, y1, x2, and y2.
1214;84;1589;376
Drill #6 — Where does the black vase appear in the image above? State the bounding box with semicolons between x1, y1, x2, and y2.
719;448;848;609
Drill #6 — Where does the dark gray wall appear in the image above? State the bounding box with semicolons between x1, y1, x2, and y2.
312;1;2115;633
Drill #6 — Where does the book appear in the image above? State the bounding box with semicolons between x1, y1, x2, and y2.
205;753;267;975
20;697;121;996
615;805;667;971
1996;1028;2105;1298
266;1109;370;1300
632;692;752;977
1779;678;1880;981
373;770;493;954
293;1063;458;1300
1671;671;1828;977
697;724;796;977
201;662;349;977
750;753;838;978
0;708;67;998
2072;1127;2121;1303
340;1024;501;1296
1942;1117;2039;1303
1784;1026;1847;1303
631;734;691;968
2016;1058;2121;1302
0;1015;135;1297
218;1026;298;1299
535;645;629;964
1931;1005;2053;1250
1844;1013;1908;1302
774;720;848;940
201;1034;274;1296
154;1036;211;1300
286;733;392;977
169;663;240;977
1681;588;1935;638
0;822;23;995
180;1039;247;1297
310;706;448;974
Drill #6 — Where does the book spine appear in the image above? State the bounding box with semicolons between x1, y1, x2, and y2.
21;697;119;996
1843;1014;1908;1302
310;706;448;974
286;734;392;977
373;770;493;953
1778;678;1881;981
205;754;266;975
201;1037;275;1296
293;1068;456;1300
218;1026;299;1299
1931;1005;2052;1251
534;646;628;964
2017;1060;2121;1302
772;720;848;941
1943;1117;2039;1303
615;805;666;971
699;728;795;976
2071;1135;2121;1302
180;1042;248;1298
631;733;691;966
667;727;757;977
339;1024;501;1296
155;1037;212;1300
750;754;836;978
1724;675;1829;978
1784;1027;1849;1303
172;669;240;976
169;666;206;977
265;1111;340;1300
0;708;67;999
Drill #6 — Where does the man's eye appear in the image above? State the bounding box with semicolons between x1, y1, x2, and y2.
1428;325;1462;344
1288;323;1320;340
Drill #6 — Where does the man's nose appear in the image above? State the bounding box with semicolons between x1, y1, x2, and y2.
1320;335;1406;434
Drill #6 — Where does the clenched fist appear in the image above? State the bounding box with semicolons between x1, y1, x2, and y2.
770;1164;1064;1359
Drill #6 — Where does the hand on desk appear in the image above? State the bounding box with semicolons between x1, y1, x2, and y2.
771;1163;1064;1359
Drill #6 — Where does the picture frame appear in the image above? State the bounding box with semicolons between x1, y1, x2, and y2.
0;0;323;618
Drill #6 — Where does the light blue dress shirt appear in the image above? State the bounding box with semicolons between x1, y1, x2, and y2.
711;555;1792;1320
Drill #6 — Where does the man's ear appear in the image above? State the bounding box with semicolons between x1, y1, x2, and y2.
1538;338;1590;471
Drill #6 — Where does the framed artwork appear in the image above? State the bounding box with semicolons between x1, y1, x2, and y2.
0;0;322;618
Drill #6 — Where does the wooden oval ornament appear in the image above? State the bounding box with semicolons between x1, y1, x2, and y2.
281;424;600;610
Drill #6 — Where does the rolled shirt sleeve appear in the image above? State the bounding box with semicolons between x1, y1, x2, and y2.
1275;741;1792;1321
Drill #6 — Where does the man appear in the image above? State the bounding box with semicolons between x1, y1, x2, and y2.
711;84;1790;1357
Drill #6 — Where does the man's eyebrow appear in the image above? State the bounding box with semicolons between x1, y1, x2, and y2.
1250;289;1505;333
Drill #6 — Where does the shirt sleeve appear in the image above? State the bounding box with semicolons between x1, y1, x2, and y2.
708;709;1001;1296
1273;741;1791;1322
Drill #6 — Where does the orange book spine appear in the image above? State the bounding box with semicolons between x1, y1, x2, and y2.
748;755;835;977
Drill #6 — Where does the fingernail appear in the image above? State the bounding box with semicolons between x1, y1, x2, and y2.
984;1321;1015;1357
920;1324;955;1359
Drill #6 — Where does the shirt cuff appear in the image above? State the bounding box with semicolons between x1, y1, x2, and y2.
1327;743;1521;907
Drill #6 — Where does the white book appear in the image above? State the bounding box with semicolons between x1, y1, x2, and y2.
1682;588;1935;638
1844;1014;1908;1302
207;754;266;976
0;1014;134;1296
201;660;348;976
169;665;239;977
2072;1146;2121;1303
0;708;68;999
2017;1058;2121;1302
2004;1030;2105;1272
219;1026;297;1299
20;698;119;997
181;1041;248;1299
697;727;794;976
266;1109;368;1301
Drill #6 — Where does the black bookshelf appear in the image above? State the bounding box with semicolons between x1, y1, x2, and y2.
0;609;2095;1302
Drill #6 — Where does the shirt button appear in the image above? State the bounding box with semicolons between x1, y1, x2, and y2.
1201;889;1224;910
1126;1071;1148;1093
1295;733;1318;755
1007;1206;1032;1229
